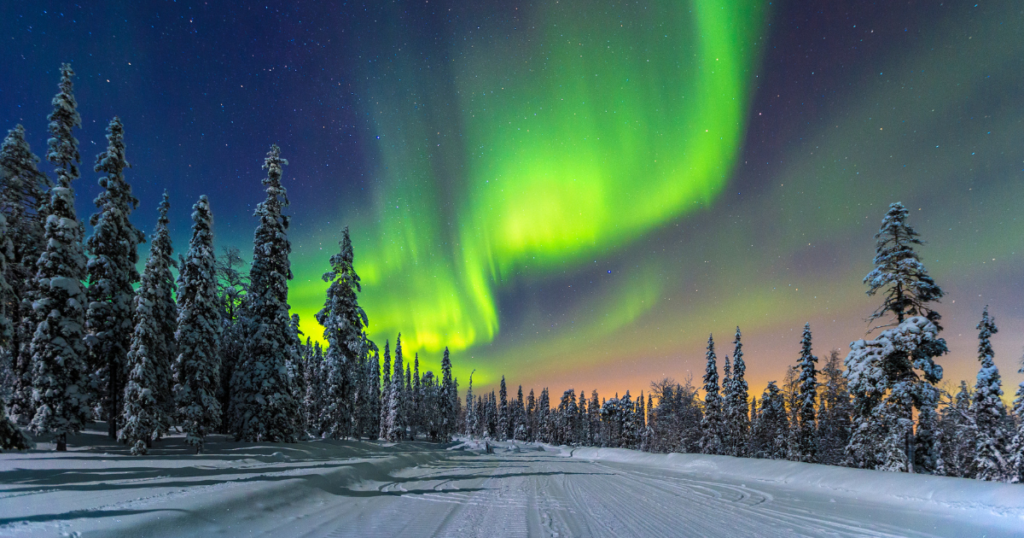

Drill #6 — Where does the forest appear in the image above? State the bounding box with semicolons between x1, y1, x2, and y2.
2;65;1023;487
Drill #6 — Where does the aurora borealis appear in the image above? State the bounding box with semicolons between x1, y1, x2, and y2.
2;1;1022;398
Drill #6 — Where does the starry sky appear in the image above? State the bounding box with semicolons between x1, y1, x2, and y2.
2;1;1022;400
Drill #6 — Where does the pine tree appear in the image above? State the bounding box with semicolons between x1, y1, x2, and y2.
0;211;31;451
410;354;421;439
793;323;818;463
514;385;527;441
0;124;50;426
173;196;221;453
721;354;733;452
1008;352;1024;483
118;194;176;454
914;383;942;474
379;341;391;440
498;376;509;441
233;145;301;442
970;307;1011;481
465;371;477;438
29;64;90;452
389;334;405;440
725;327;750;456
86;117;145;438
700;334;723;455
438;347;455;441
314;228;368;439
365;347;381;440
846;203;946;471
751;382;789;459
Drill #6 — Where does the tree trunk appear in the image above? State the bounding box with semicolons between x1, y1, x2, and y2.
56;433;67;452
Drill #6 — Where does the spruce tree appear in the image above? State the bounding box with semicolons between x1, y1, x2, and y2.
314;228;368;439
439;347;455;441
173;196;221;453
1009;353;1024;483
29;63;90;452
914;383;942;474
233;145;301;442
390;334;405;439
410;354;421;439
700;334;723;455
379;341;391;440
86;117;145;438
751;382;789;459
0;211;31;450
0;124;50;425
793;323;818;463
119;194;176;454
970;307;1011;481
816;350;852;465
366;347;381;440
846;203;946;471
465;371;477;438
726;327;750;456
498;376;509;441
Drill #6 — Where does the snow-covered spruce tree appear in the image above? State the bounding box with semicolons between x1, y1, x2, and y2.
816;350;852;466
721;354;733;451
118;194;177;454
937;381;975;478
173;196;221;453
498;376;509;441
314;227;368;439
302;339;319;435
700;334;723;455
379;341;391;440
409;354;421;439
29;63;91;452
913;383;942;474
725;327;750;457
753;381;790;460
86;117;145;438
365;347;380;439
233;145;301;442
465;370;477;438
1009;353;1024;483
792;323;818;463
439;347;455;441
970;307;1011;481
214;247;248;433
514;385;527;441
846;202;946;471
389;334;405;440
0;212;31;451
0;124;51;426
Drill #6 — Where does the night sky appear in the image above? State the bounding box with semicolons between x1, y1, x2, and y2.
2;1;1022;399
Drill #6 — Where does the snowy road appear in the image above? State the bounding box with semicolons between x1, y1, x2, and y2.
1;432;1021;537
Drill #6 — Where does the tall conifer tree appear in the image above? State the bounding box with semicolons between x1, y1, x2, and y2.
233;145;301;442
86;117;145;438
970;307;1011;481
29;64;90;451
700;335;723;454
173;196;221;453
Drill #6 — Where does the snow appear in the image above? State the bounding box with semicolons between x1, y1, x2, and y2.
2;425;1021;537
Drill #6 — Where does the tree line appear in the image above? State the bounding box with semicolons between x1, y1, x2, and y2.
2;66;1023;486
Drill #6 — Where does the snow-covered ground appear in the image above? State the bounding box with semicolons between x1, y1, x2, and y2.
1;425;1021;537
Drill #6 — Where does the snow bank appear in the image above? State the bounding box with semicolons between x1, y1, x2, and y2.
568;447;1024;517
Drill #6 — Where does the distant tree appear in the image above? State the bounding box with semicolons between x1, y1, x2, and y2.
1009;352;1024;483
792;323;818;463
724;327;750;456
233;145;301;442
29;63;90;452
465;370;477;438
173;196;221;453
700;334;723;455
751;381;789;459
937;381;976;478
438;347;455;441
914;383;942;474
816;350;852;466
389;334;405;440
970;307;1012;481
0;124;50;426
364;347;381;439
379;341;391;440
498;376;509;441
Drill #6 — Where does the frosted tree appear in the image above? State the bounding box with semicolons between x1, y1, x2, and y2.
792;323;818;463
365;347;381;439
409;354;421;439
970;307;1011;481
0;124;50;425
721;354;733;451
846;202;946;471
379;341;391;440
118;194;177;454
465;370;477;438
314;228;369;439
389;334;405;439
700;334;723;455
498;376;509;441
914;383;942;474
438;347;455;441
233;145;301;442
1009;352;1024;483
751;382;789;459
0;211;31;450
173;196;221;453
724;327;750;456
29;63;90;452
514;385;527;441
86;117;145;438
